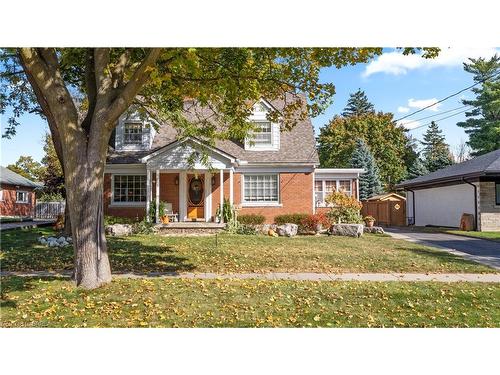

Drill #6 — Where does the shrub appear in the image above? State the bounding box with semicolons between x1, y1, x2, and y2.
37;192;64;202
235;224;258;235
104;215;136;226
238;214;265;226
132;219;156;234
149;200;166;222
325;191;363;224
274;213;309;226
300;213;331;232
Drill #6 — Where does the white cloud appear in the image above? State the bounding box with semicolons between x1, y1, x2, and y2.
408;98;441;112
363;47;500;77
397;106;410;113
397;119;422;130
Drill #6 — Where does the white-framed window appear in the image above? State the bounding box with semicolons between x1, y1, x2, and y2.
315;179;353;206
0;189;3;201
113;175;146;203
338;180;352;197
123;122;143;145
250;121;272;146
243;174;279;203
16;190;29;203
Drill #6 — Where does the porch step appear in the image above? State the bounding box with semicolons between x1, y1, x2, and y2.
156;222;225;235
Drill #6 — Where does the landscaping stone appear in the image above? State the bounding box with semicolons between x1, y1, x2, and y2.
364;226;385;234
105;223;134;236
329;224;364;238
259;224;277;235
268;229;278;237
276;223;298;237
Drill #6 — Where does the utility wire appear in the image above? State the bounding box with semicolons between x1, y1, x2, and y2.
399;105;471;126
394;70;500;122
407;107;472;132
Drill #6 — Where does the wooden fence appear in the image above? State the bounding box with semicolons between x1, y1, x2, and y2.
34;201;65;219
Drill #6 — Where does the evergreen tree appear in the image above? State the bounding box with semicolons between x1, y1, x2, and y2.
457;55;500;156
407;157;429;179
421;121;454;172
350;138;382;200
342;89;375;117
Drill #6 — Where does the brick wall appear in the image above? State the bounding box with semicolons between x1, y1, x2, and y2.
478;181;500;231
0;183;36;217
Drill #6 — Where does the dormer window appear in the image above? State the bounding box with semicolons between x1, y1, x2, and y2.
251;121;272;146
123;122;143;145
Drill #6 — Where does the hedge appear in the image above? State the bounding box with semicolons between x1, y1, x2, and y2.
238;214;266;225
274;213;309;226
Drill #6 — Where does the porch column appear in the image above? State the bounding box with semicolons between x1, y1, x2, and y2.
204;172;212;222
179;171;187;221
146;169;152;222
219;169;224;223
229;169;234;206
155;169;160;224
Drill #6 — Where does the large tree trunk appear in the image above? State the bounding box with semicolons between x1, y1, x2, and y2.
67;163;111;289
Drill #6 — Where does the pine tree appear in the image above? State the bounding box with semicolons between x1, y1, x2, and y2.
421;121;454;172
407;157;429;179
457;55;500;156
350;138;382;200
342;89;375;117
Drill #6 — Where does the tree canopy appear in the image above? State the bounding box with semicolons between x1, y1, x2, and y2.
341;89;375;117
7;155;43;181
457;54;500;156
421;121;454;172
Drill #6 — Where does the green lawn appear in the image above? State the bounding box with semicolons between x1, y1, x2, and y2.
0;227;495;274
1;276;498;327
446;230;500;242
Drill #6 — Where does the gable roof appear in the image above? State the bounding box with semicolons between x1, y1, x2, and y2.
397;149;500;189
107;94;319;165
365;193;406;201
0;166;42;188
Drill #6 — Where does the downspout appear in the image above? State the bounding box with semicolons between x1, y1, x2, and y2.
462;178;478;231
406;188;415;226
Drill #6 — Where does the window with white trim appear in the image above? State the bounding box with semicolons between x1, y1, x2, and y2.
16;191;29;203
113;175;146;203
0;189;3;201
338;180;352;197
250;121;272;146
243;174;279;203
123;122;143;145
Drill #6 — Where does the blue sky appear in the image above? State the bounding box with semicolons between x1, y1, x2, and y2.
1;47;499;166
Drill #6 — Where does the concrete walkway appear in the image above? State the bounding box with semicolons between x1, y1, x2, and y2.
0;219;55;231
385;227;500;270
2;271;499;283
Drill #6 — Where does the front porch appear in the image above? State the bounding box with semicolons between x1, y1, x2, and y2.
144;139;236;224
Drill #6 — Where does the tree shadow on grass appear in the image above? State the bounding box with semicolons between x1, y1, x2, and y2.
0;276;65;309
108;237;196;275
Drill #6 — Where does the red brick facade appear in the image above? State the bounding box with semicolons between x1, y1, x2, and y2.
0;183;36;217
103;171;314;223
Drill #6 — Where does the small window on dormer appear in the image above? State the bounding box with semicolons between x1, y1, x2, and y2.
123;122;143;145
251;121;272;146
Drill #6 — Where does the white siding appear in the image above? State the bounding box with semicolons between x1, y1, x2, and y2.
407;183;477;228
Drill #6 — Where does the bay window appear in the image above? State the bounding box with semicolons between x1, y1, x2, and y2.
315;179;353;207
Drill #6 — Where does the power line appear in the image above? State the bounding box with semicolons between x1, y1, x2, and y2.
399;105;471;126
394;70;500;122
407;107;471;132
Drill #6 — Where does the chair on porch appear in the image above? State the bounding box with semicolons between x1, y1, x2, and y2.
164;203;179;223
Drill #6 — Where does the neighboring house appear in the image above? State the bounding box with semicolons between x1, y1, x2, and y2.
397;149;500;231
104;96;363;223
0;166;41;218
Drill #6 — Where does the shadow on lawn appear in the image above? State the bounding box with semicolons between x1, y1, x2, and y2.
0;276;65;309
397;245;490;269
108;237;196;274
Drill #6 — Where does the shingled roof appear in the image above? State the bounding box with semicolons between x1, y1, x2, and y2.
107;94;319;165
0;166;42;188
397;149;500;188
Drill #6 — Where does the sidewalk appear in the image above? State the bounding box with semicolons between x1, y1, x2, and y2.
2;271;499;283
0;219;55;231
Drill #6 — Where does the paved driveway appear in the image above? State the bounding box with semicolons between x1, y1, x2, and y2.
386;227;500;270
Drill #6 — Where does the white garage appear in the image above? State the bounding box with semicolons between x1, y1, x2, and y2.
397;149;500;232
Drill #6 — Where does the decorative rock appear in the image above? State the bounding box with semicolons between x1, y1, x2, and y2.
276;223;298;237
57;237;66;244
105;224;134;236
259;224;277;235
363;226;385;234
329;224;364;238
268;229;278;237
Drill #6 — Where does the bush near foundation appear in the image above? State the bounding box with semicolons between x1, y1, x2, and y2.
238;214;266;226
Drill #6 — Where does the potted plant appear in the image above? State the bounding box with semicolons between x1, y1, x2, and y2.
158;201;169;224
364;215;375;228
